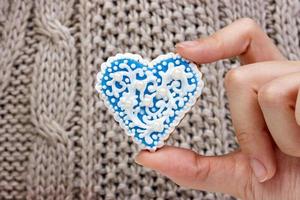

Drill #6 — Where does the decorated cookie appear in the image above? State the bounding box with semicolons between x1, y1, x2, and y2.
95;53;204;151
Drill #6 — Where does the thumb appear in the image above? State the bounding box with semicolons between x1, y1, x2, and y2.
135;146;252;198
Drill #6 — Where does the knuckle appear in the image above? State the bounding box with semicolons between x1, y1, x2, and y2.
193;153;211;184
224;68;246;90
210;33;225;55
242;172;256;200
231;154;256;199
236;130;253;148
258;83;286;106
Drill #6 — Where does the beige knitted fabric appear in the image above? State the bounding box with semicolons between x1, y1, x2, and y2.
0;0;300;199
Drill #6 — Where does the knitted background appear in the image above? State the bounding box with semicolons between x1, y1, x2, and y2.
0;0;300;199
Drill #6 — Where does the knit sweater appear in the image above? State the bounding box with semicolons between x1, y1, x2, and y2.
0;0;299;199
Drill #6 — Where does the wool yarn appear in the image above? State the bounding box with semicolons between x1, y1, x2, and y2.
0;0;299;199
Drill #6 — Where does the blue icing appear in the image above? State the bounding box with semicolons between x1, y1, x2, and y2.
97;54;202;150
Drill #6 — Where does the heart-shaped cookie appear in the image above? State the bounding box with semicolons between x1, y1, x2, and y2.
95;53;204;151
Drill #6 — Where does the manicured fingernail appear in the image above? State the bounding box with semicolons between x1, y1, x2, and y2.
176;41;198;48
250;158;268;182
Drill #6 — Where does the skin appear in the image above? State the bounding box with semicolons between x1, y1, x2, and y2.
135;18;300;200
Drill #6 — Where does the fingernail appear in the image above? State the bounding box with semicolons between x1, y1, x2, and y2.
176;41;198;48
250;158;268;182
134;156;142;165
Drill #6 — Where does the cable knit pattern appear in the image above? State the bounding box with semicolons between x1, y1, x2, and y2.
0;0;299;199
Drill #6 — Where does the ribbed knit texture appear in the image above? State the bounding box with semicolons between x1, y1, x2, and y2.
0;0;299;199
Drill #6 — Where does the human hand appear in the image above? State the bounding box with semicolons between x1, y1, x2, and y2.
135;18;300;200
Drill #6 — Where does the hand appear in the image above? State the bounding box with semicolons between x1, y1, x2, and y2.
135;18;300;200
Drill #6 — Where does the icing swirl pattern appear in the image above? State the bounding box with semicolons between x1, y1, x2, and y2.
95;53;204;150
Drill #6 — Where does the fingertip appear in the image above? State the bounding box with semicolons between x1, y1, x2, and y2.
175;43;184;54
266;160;277;182
249;151;277;183
175;40;202;62
176;41;198;49
176;39;218;64
250;158;269;183
134;146;172;167
134;149;152;166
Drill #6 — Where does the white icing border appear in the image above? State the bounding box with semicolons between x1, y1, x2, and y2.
95;53;204;151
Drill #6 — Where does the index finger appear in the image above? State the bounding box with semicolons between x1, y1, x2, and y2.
176;18;285;64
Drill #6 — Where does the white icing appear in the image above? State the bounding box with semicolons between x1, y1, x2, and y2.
148;85;155;92
134;80;146;91
95;52;204;151
150;118;165;132
119;63;128;68
157;87;168;97
171;68;184;80
152;135;158;140
144;135;153;144
143;97;152;107
113;73;123;82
